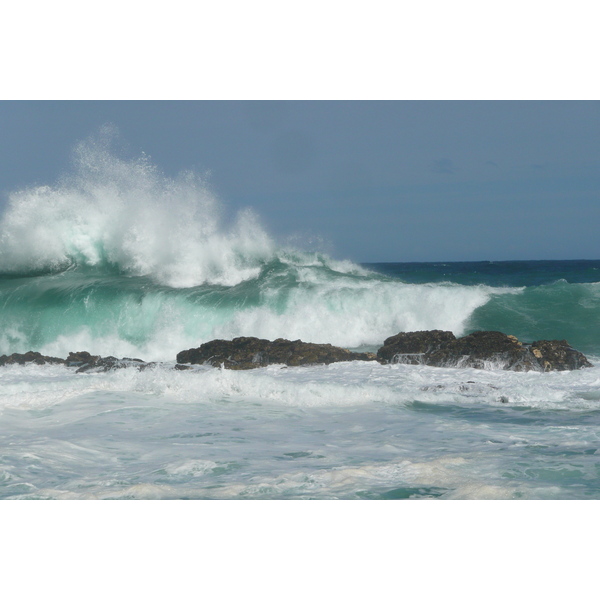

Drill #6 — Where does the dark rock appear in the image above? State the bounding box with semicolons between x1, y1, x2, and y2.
61;350;155;373
426;331;538;371
0;348;170;374
176;337;378;370
75;355;118;373
74;354;153;373
0;351;66;366
377;330;456;364
66;351;99;367
377;330;592;372
530;339;593;371
174;363;193;371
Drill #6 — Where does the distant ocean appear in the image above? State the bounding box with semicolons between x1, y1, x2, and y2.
1;141;599;499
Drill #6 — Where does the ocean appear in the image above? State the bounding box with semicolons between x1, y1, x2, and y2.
1;141;599;500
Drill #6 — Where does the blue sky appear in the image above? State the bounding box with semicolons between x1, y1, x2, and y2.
1;100;599;262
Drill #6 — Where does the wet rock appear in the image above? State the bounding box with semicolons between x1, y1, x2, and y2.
529;339;593;371
0;348;164;373
174;363;193;371
176;337;378;370
71;353;152;373
377;330;592;372
376;330;456;364
0;351;65;366
426;331;539;371
65;351;99;368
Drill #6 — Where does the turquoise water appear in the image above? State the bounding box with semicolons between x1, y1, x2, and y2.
1;259;598;359
367;260;600;356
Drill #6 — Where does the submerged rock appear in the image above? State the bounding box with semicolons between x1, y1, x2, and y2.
376;330;592;372
70;352;151;373
176;337;378;370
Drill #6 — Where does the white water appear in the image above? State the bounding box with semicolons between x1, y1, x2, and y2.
0;128;276;287
213;280;517;348
2;359;600;499
7;278;513;362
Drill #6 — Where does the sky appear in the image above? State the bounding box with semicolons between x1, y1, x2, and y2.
1;100;599;263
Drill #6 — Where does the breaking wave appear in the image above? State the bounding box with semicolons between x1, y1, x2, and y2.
1;130;596;362
0;127;277;288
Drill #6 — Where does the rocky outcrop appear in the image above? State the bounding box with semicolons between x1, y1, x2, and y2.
376;330;592;372
66;351;151;373
0;331;592;374
0;351;66;366
529;339;593;371
176;337;377;370
0;350;152;373
376;330;456;364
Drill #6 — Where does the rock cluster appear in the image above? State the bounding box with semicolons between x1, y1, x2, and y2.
176;337;377;370
0;331;593;374
0;351;66;367
65;351;151;373
0;350;151;373
376;330;593;372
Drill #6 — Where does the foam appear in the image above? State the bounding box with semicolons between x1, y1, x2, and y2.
0;128;275;287
3;360;599;500
214;280;505;348
3;358;598;415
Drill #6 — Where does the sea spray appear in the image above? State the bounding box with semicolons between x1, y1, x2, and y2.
0;128;275;287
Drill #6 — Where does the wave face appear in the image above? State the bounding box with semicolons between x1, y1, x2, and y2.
0;135;598;362
0;261;503;361
369;261;600;357
467;279;600;355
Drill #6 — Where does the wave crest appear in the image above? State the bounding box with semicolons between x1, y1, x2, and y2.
0;129;276;287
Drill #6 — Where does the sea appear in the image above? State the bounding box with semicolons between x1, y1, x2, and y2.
1;140;600;501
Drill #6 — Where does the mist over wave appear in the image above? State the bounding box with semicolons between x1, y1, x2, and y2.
0;127;278;287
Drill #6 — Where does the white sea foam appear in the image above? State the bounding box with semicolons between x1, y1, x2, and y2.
3;358;599;414
0;127;275;287
2;360;600;500
214;281;513;348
